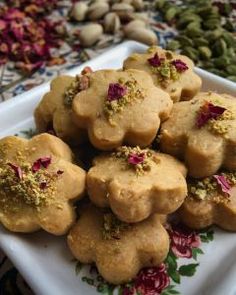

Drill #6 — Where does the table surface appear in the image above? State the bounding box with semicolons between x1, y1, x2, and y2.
0;0;235;294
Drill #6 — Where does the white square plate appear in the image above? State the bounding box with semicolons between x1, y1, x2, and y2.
0;41;236;295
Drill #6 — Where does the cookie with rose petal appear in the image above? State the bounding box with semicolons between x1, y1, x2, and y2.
160;92;236;178
0;133;86;235
67;204;169;284
72;69;172;151
179;172;236;231
87;146;187;223
34;67;92;145
123;46;202;102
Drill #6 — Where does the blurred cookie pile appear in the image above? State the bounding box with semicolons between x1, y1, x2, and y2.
1;45;236;287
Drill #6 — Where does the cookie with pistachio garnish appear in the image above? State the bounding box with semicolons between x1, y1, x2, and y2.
67;204;169;284
72;69;172;151
123;46;202;102
179;172;236;231
0;133;86;235
160;92;236;178
87;146;187;223
34;66;92;145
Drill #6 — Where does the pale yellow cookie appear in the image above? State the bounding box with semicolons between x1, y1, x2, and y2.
0;133;86;235
67;204;169;284
87;146;187;223
179;172;236;231
123;46;202;102
72;69;172;151
34;67;92;145
161;92;236;178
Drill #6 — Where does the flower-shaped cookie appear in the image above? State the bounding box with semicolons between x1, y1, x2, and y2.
67;204;169;284
87;146;187;223
179;172;236;231
123;46;202;102
160;92;236;178
0;133;86;235
72;69;172;150
34;67;92;145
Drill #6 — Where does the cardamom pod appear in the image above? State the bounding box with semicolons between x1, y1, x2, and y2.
166;40;180;51
226;65;236;75
198;46;212;60
193;37;209;47
214;56;231;68
181;47;199;62
164;7;179;22
185;27;202;38
227;76;236;82
212;39;227;57
176;35;193;47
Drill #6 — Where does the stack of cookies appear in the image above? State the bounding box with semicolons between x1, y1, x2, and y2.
0;46;235;285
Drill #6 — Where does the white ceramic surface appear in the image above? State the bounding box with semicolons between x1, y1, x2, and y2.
0;41;236;295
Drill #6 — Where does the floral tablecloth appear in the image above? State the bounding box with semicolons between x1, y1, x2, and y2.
0;0;235;294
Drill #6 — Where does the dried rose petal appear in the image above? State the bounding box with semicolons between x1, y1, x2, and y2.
8;163;23;179
57;170;64;175
171;59;189;72
107;83;127;101
39;156;51;168
32;160;41;173
196;102;226;128
128;153;145;165
32;156;51;172
213;175;231;195
147;53;164;67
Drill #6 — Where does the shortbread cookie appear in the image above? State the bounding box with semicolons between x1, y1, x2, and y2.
34;67;92;144
72;69;172;150
87;146;187;223
0;133;86;235
179;172;236;231
161;92;236;178
123;46;202;102
67;204;169;284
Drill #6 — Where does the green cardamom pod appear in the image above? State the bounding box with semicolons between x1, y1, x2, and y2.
212;39;228;57
227;76;236;82
166;40;180;51
176;35;194;47
198;46;212;60
226;65;236;75
181;47;199;62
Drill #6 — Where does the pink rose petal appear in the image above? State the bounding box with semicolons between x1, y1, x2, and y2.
171;59;189;72
8;163;23;180
128;153;145;165
147;53;164;67
107;83;127;101
196;102;226;128
32;156;51;172
213;175;231;195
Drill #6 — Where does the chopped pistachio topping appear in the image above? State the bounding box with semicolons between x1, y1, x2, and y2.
64;75;89;107
102;212;130;240
114;146;153;175
104;78;145;125
0;160;59;212
207;109;235;135
188;171;236;203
